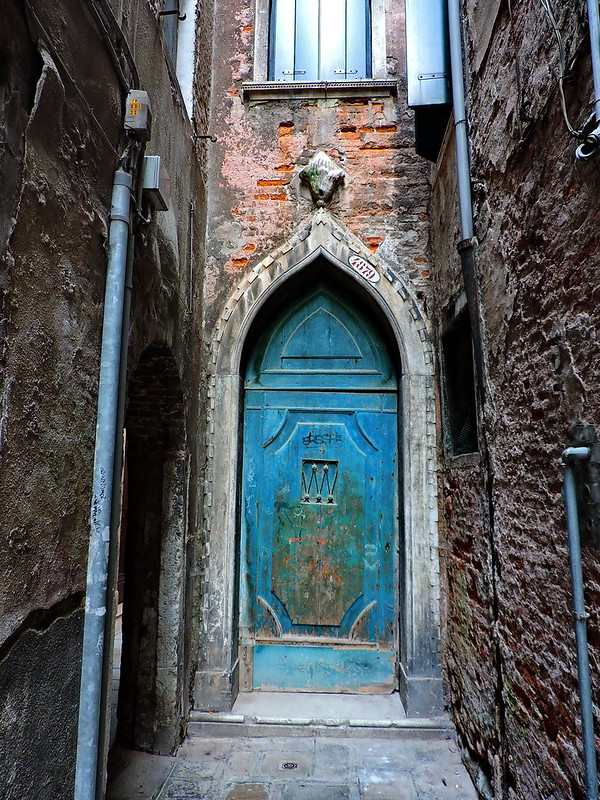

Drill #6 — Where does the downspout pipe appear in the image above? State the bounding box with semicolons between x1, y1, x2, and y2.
94;145;145;800
577;0;600;159
447;0;474;243
446;0;486;403
561;447;599;800
587;0;600;121
74;168;133;800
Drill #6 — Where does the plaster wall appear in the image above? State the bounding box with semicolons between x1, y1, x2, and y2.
431;2;600;797
0;0;211;796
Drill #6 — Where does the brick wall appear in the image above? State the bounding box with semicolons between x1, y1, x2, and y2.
202;0;432;330
432;2;600;797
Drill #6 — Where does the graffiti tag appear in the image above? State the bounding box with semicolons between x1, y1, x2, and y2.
302;431;343;447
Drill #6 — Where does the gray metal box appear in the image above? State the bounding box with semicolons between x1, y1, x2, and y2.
142;155;169;211
124;90;153;140
406;0;451;108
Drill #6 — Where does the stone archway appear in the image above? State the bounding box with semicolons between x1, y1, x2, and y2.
195;211;442;716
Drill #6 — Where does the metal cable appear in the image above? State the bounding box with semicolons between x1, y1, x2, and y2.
85;0;140;90
539;0;591;138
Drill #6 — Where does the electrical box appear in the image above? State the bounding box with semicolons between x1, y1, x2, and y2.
142;155;169;211
405;0;452;162
124;90;153;141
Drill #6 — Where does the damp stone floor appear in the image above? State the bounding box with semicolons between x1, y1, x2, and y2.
107;733;478;800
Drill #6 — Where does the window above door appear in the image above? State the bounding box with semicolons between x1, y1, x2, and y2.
269;0;372;82
244;0;394;100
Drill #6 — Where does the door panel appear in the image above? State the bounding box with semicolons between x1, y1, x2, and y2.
241;290;399;693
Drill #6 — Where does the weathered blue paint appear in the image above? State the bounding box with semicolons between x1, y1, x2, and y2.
253;643;396;693
241;289;399;693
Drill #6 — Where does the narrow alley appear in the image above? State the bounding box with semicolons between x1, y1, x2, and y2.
1;1;599;800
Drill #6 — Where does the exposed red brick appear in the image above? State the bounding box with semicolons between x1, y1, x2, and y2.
253;192;288;202
256;178;289;187
226;257;250;271
366;236;384;253
278;121;294;136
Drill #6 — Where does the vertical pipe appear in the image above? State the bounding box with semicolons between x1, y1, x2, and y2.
587;0;600;119
94;148;141;799
562;447;599;800
75;168;133;800
446;0;486;407
447;0;474;242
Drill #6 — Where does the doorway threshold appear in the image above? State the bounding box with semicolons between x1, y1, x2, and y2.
189;692;452;740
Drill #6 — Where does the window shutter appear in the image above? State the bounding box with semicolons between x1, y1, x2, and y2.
295;0;320;81
319;0;347;81
346;0;371;79
269;0;296;81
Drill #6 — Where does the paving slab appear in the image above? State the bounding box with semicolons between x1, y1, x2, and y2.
225;784;271;800
360;782;417;800
107;749;175;800
281;783;353;800
108;730;477;800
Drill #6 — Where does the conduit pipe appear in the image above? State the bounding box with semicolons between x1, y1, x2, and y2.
447;0;474;243
446;0;487;404
587;0;600;121
74;168;133;800
577;0;600;159
562;447;599;800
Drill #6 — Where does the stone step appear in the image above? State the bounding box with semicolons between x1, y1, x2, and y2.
187;711;454;741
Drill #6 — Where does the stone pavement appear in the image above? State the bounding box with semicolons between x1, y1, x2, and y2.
107;734;478;800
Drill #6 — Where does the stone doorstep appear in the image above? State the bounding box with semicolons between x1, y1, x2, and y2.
187;718;453;742
189;710;451;729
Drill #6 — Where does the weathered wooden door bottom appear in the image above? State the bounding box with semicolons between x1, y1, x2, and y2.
250;641;396;694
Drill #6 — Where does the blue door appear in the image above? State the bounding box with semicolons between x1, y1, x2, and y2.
240;288;399;693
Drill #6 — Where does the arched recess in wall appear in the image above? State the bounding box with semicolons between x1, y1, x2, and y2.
117;344;187;754
196;212;443;716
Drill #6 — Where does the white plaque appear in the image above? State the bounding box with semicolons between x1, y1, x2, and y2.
349;254;380;284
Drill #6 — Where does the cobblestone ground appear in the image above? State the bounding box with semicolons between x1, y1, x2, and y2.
108;734;478;800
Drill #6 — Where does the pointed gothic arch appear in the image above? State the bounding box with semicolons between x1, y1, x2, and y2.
195;212;442;715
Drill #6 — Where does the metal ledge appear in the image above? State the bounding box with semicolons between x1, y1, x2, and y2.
241;79;398;102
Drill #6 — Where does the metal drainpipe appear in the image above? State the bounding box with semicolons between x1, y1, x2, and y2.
74;168;133;800
562;447;599;800
446;0;487;403
94;143;145;800
447;0;474;243
587;0;600;121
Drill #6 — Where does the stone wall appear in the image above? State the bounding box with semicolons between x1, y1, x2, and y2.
0;1;209;796
431;2;600;797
